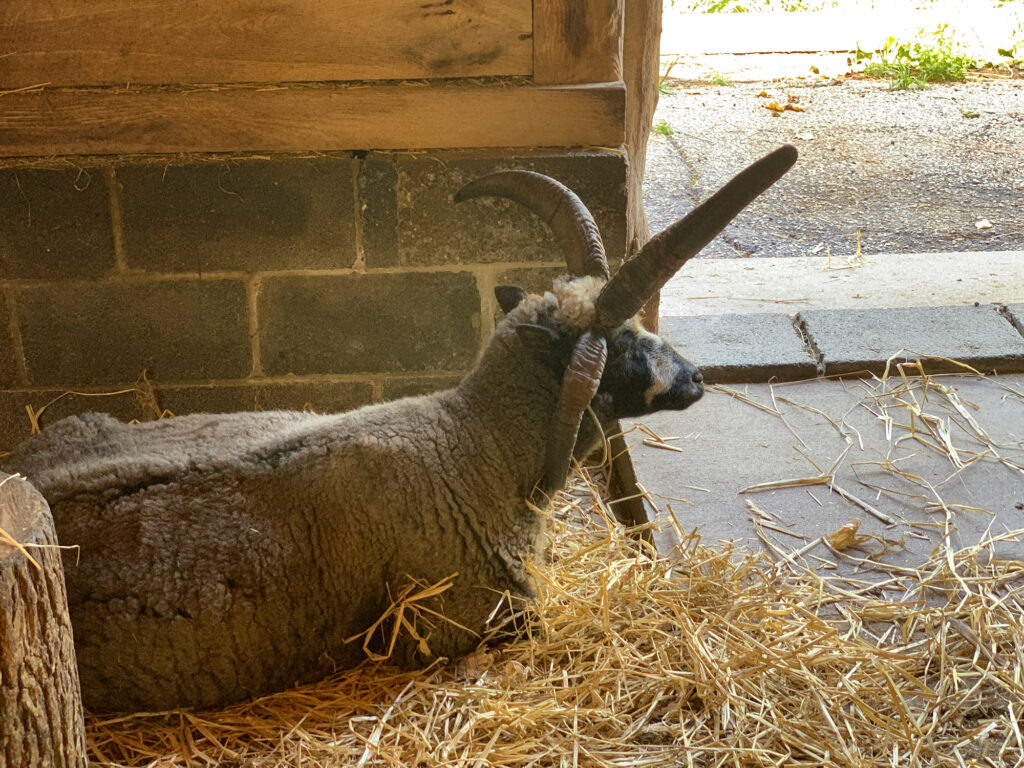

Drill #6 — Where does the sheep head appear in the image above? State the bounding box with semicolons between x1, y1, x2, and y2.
455;145;798;493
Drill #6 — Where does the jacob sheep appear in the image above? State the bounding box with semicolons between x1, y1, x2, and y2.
4;145;798;713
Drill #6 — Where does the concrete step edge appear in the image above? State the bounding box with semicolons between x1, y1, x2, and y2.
660;302;1024;383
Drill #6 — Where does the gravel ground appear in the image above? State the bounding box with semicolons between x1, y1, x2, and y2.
644;76;1024;258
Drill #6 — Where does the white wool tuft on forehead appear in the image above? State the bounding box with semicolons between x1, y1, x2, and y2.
550;275;604;329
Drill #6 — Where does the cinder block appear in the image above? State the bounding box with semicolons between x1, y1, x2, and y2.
259;272;481;375
799;305;1024;376
0;291;14;387
119;157;357;273
660;313;818;383
0;389;145;453
392;150;627;268
18;280;250;386
0;167;116;278
382;375;462;402
358;156;399;268
495;266;567;296
156;381;375;416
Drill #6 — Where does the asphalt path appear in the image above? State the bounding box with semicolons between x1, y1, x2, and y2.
644;76;1024;259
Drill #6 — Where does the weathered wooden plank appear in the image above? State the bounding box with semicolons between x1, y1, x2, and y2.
0;0;532;88
533;0;623;85
0;83;625;156
624;0;663;331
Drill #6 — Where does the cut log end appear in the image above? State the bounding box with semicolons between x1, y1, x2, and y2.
0;472;88;768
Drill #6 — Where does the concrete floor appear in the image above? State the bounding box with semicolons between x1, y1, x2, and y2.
627;373;1024;575
635;36;1024;573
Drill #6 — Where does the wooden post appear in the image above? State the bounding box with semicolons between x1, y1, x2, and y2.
609;0;663;535
624;0;664;333
0;472;88;768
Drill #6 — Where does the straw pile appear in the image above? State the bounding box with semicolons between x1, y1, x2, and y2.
85;470;1024;767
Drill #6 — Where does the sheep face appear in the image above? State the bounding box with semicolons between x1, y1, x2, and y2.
497;281;703;422
602;318;703;419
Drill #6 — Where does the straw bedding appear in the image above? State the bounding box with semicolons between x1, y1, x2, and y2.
85;484;1023;766
41;365;1016;766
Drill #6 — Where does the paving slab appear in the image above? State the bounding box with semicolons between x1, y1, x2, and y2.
798;305;1024;376
1004;304;1024;336
659;313;817;383
658;251;1024;318
626;374;1024;577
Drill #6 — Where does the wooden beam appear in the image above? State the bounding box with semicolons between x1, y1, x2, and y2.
0;83;625;157
0;0;532;88
533;0;624;85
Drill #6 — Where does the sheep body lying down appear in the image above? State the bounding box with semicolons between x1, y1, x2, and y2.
9;312;554;710
9;284;682;713
4;146;797;713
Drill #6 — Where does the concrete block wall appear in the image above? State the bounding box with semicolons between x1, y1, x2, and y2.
0;150;627;451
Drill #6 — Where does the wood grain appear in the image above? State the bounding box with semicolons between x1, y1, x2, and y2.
533;0;623;85
0;473;87;768
0;83;625;156
0;0;532;88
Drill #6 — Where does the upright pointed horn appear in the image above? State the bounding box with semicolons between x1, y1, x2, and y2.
455;171;610;280
594;145;798;330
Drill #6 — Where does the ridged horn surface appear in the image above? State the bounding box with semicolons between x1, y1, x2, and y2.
540;331;608;495
455;171;610;280
594;144;798;330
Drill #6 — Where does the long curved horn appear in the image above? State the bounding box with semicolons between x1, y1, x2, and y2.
540;331;608;495
455;171;610;280
594;145;798;330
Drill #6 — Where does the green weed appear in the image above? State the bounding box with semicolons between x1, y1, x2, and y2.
996;12;1024;68
652;119;675;137
858;26;978;89
659;56;681;96
709;72;733;86
675;0;836;11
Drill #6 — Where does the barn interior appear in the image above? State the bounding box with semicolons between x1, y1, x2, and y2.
2;2;1023;766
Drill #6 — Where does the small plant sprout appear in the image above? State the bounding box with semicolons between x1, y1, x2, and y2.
653;119;675;137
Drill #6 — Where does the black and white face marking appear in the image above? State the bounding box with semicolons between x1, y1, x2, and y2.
600;321;703;419
494;284;703;419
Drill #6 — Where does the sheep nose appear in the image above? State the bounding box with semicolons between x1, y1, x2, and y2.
692;370;703;384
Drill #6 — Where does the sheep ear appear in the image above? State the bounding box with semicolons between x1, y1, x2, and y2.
495;285;528;315
516;324;571;374
516;323;560;355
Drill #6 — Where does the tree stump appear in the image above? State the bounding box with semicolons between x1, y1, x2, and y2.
0;472;87;768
